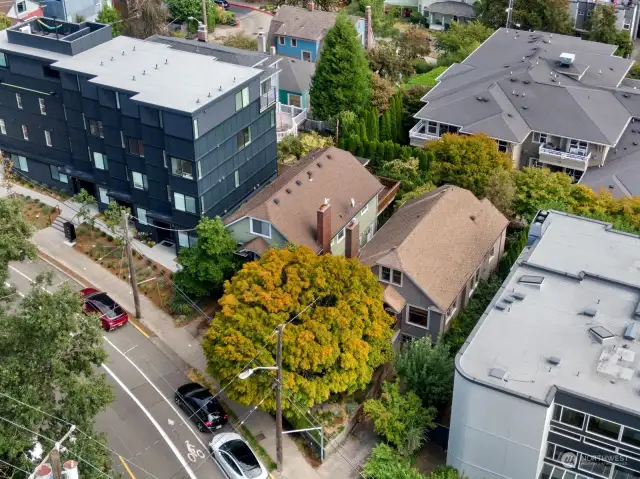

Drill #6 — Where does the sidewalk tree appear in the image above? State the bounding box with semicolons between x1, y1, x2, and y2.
310;13;372;120
0;197;36;285
96;4;122;36
396;337;454;410
203;246;394;410
427;133;512;198
475;0;572;33
173;217;240;297
364;380;436;456
0;275;114;479
102;201;130;243
586;4;633;57
71;188;98;228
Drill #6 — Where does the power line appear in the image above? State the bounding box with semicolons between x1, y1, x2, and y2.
0;457;32;476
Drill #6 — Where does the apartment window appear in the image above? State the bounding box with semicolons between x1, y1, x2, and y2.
291;38;297;47
39;98;46;115
533;132;548;144
173;192;196;214
193;118;199;139
178;231;198;248
235;87;250;111
16;93;22;109
98;187;109;204
288;94;302;108
622;426;640;449
407;306;429;328
380;266;402;286
16;1;26;13
50;165;68;183
579;454;612;478
488;245;495;260
171;157;194;180
234;169;240;188
497;140;508;152
554;405;585;430
236;127;251;150
279;36;285;45
614;466;640;479
93;152;108;170
250;218;271;238
127;137;144;157
336;228;346;243
569;139;588;153
360;203;369;216
587;416;621;440
44;130;52;147
11;154;28;172
623;19;631;30
270;109;275;127
137;207;148;225
82;113;87;130
158;110;163;129
0;53;7;68
427;121;438;135
22;125;28;141
131;171;148;190
0;119;6;135
89;119;104;138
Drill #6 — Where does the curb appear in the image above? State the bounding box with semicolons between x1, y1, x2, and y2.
227;1;275;15
37;248;156;338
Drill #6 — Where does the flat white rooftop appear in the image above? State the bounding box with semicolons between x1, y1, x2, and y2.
51;36;262;114
459;211;640;412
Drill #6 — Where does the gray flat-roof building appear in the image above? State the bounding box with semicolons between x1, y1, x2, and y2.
410;28;640;188
0;18;279;250
449;210;640;479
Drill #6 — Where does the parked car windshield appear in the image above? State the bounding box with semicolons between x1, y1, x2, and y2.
222;440;261;478
89;293;124;319
188;389;220;414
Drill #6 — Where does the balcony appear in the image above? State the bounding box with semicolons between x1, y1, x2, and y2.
538;144;591;171
276;103;308;142
409;120;441;147
376;175;401;215
260;87;277;112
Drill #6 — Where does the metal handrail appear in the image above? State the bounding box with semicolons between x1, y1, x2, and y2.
539;146;591;161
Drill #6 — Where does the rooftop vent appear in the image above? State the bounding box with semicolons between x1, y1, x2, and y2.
510;77;517;82
559;52;575;66
522;105;528;110
523;80;531;84
547;356;562;366
624;322;640;340
582;307;598;318
519;275;544;286
307;171;312;178
273;198;280;205
503;295;516;304
286;188;292;194
296;180;302;186
489;368;508;380
495;302;507;311
512;291;526;301
624;93;631;98
317;162;323;168
589;326;614;344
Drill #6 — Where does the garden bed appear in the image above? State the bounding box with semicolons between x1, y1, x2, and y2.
18;195;60;230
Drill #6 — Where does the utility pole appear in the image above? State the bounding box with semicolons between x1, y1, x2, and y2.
200;0;208;42
50;450;62;479
275;324;284;473
122;210;141;319
505;0;514;29
35;425;76;479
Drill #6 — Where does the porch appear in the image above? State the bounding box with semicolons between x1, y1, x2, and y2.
276;103;308;142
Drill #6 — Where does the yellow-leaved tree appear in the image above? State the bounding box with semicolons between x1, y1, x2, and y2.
202;246;394;411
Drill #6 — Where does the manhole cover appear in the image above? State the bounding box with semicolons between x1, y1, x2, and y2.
255;433;265;442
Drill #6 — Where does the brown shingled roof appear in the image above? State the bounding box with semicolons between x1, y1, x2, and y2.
359;185;508;311
224;147;383;253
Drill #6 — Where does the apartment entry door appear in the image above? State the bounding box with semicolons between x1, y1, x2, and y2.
154;221;173;245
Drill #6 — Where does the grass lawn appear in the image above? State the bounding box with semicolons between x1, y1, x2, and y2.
405;65;447;87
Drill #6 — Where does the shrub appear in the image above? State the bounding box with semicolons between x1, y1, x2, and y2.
411;58;432;74
147;259;153;266
107;235;114;242
170;294;193;315
99;230;107;237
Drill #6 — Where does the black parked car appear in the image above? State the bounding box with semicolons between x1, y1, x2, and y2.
175;383;228;432
215;0;229;9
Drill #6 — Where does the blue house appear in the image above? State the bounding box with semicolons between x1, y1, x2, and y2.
268;4;371;62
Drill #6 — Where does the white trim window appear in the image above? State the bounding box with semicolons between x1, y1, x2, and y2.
469;268;480;296
497;140;508;152
0;119;5;135
173;192;196;214
98;186;110;205
336;228;346;243
569;139;588;153
578;454;612;478
16;93;22;109
39;98;46;115
235;87;250;111
360;203;369;216
532;132;548;144
44;130;52;147
427;121;438;135
291;38;297;47
406;306;430;329
278;36;285;45
380;266;402;286
137;207;148;225
446;303;458;322
302;51;312;62
11;154;28;172
488;245;495;261
236;127;251;150
250;217;271;238
131;171;148;190
22;125;29;141
93;151;108;170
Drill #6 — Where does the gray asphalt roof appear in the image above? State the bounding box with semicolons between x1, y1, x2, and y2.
415;27;637;146
426;1;475;17
51;36;262;114
277;56;315;93
269;5;339;42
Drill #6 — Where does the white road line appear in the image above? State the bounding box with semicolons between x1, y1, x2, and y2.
102;336;209;452
4;282;24;298
102;364;199;479
8;265;51;294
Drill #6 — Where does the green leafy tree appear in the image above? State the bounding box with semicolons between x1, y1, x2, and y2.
102;201;130;243
278;132;334;163
0;12;12;30
628;63;640;79
399;25;431;60
0;197;36;285
371;73;395;113
221;32;260;50
364;380;436;456
203;246;394;410
166;0;215;23
396;337;454;410
96;4;122;36
0;275;114;479
174;217;240;297
367;43;414;82
310;13;372;120
71;188;98;227
484;168;516;217
427;133;512;198
363;444;425;479
586;4;633;57
475;0;572;33
434;22;493;66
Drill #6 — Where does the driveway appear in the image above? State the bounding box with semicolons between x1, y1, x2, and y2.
214;2;273;38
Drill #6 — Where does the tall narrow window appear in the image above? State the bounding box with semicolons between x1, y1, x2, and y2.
98;187;109;204
39;98;46;115
115;92;120;109
131;171;148;190
120;130;125;148
137;207;148;225
0;53;7;68
0;119;6;135
234;170;240;188
22;125;29;141
93;152;108;170
193;118;199;139
158;110;163;128
235;87;250;111
44;130;52;147
16;93;22;109
236;127;251;150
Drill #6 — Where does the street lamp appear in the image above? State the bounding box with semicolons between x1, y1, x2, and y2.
238;366;278;380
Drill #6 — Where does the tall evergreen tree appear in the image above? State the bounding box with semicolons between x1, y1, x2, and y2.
366;109;379;141
380;112;392;141
310;13;372;120
394;94;404;143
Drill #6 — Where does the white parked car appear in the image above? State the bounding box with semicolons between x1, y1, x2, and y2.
209;433;268;479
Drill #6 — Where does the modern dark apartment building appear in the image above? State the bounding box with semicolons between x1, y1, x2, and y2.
0;18;278;249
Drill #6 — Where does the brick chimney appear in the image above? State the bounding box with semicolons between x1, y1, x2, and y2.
317;201;331;254
364;6;374;50
307;1;314;10
345;218;360;259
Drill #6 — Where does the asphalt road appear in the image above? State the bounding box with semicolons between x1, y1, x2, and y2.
6;259;229;479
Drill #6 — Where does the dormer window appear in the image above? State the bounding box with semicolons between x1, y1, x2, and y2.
380;266;402;286
250;218;271;238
